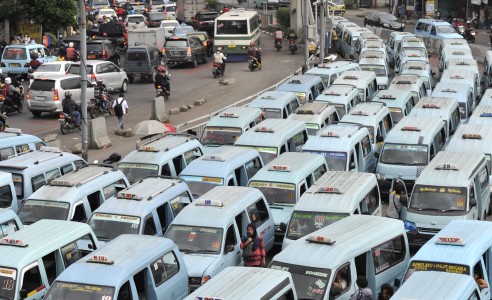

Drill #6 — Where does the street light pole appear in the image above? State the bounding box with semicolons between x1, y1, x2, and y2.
304;0;310;71
319;0;325;64
79;0;89;162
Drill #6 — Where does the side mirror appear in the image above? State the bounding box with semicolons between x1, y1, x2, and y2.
19;289;28;300
449;128;455;135
471;197;477;207
280;222;287;232
225;245;235;253
394;278;401;288
349;162;356;170
88;243;94;249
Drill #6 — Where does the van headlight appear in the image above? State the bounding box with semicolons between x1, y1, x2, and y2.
378;85;387;90
404;221;417;232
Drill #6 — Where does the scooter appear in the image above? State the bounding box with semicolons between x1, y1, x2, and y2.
289;39;297;55
248;53;261;71
274;39;282;52
212;63;224;78
155;85;169;100
465;28;476;43
89;82;114;118
59;112;80;135
0;94;22;115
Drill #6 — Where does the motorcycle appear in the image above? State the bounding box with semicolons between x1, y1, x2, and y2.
248;49;262;72
89;83;114;119
274;38;282;52
212;62;224;78
465;28;476;43
0;113;8;131
457;25;465;36
289;39;297;55
59;112;80;135
155;85;169;100
0;94;22;115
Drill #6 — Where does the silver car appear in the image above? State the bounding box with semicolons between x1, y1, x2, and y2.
29;61;72;84
68;60;129;93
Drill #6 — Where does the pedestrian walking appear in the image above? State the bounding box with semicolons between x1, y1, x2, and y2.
386;181;407;219
349;276;373;300
113;94;128;131
240;222;266;267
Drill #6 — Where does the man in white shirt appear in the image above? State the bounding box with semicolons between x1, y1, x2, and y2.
112;93;129;131
213;50;227;74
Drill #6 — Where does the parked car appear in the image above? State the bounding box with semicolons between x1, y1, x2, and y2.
192;11;220;33
87;39;120;65
163;36;207;68
187;31;213;56
68;60;129;92
124;45;162;83
364;12;405;31
147;11;169;27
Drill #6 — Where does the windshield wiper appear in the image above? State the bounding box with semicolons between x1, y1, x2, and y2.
412;207;441;211
180;249;199;254
441;209;465;212
197;249;219;254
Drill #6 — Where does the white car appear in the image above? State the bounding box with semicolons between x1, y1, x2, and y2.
126;14;148;29
29;61;72;84
96;8;117;20
67;60;129;93
160;20;179;37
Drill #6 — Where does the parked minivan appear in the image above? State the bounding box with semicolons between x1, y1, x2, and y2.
270;215;410;300
276;75;325;103
403;151;490;247
314;85;362;117
332;70;378;101
288;101;339;135
0;171;19;211
303;60;360;88
440;68;480;101
385;31;415;68
125;45;162;83
390;74;428;101
414;19;463;41
28;74;95;117
372;87;416;124
0;208;22;238
249;91;301;119
0;128;45;161
432;81;475;122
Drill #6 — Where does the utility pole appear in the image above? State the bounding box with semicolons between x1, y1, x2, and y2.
304;0;310;71
319;0;325;64
79;0;89;162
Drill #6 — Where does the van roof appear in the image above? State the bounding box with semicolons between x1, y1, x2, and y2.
392;74;420;85
416;151;485;187
249;91;299;109
401;60;430;70
271;215;404;269
289;102;337;125
441;69;477;81
249;152;326;184
55;235;177;286
446;124;492;155
316;85;359;103
187;267;293;298
33;73;82;80
446;58;477;67
311;60;360;71
0;147;79;170
411;219;492;266
171;186;264;228
409;97;458;118
205;107;262;128
235;119;306;148
180;147;260;177
394;271;477;299
373;87;414;108
341;102;389;126
431;82;472;100
302;123;368;152
276;75;322;93
0;129;42;147
468;105;492;125
332;71;375;87
295;171;377;213
0;219;95;268
441;47;473;56
480;89;492;105
383;116;444;144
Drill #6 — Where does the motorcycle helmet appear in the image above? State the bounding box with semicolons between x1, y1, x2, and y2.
96;79;104;85
68;42;74;48
4;77;11;84
65;91;72;98
289;28;294;32
250;41;255;47
157;66;166;72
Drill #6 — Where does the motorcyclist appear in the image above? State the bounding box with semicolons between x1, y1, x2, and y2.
154;66;171;96
29;52;41;71
248;41;261;68
62;91;81;127
95;79;110;110
213;49;227;74
274;27;283;45
2;77;21;109
287;28;298;40
66;42;76;61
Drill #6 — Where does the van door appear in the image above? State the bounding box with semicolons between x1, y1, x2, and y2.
474;258;490;299
19;262;47;300
224;223;242;267
348;150;358;171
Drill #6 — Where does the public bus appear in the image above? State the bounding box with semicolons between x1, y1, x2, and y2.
214;8;260;58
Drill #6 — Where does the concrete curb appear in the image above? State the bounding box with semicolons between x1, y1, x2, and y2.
169;99;207;116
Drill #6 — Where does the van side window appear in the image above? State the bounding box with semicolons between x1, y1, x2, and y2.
61;163;74;175
371;235;406;274
0;219;19;237
333;264;351;295
467;95;473;117
62;233;94;266
0;184;13;208
87;191;103;212
184;147;202;165
21;264;43;296
300;183;307;196
74;160;87;170
103;179;126;199
283;108;288;119
133;268;149;299
170;192;192;216
35;142;45;150
362;187;379;215
143;214;157;235
424;24;432;32
245;157;262;179
234;165;248;186
248;198;270;227
72;203;87;222
117;281;133;300
361;135;371;157
313;165;327;181
416;22;425;31
291;100;300;112
430;26;436;35
469;291;480;300
433;128;446;152
479;167;489;194
150;251;179;287
383;114;393;132
156;203;171;232
31;173;46;192
42;251;58;284
161;163;171;176
0;147;14;160
277;289;296;300
15;144;30;155
225;224;237;247
45;168;61;184
172;155;184;175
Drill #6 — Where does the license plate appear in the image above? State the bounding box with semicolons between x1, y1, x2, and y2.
228;45;236;48
9;63;20;67
88;55;96;59
34;96;46;101
170;51;180;55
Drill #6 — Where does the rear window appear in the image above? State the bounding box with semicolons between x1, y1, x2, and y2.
161;21;179;28
69;65;94;75
93;0;109;4
30;80;56;91
127;51;148;61
151;0;163;4
164;6;176;12
149;13;166;20
3;47;27;60
200;13;219;20
35;64;61;72
87;43;103;52
188;34;207;42
165;40;188;48
128;16;145;23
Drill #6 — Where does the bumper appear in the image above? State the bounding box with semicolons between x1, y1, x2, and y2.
126;71;152;77
334;10;345;15
167;57;193;63
3;67;29;75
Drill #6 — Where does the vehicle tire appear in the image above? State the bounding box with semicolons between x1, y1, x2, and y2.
128;75;134;84
192;58;198;68
120;80;128;93
90;105;99;119
60;123;68;135
31;111;42;117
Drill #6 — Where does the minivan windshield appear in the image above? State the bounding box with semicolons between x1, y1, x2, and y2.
165;225;223;254
249;181;296;205
380;143;428;165
18;200;70;224
88;213;140;241
409;185;467;212
270;262;331;300
360;64;387;77
286;211;348;240
118;163;159;184
437;25;457;34
45;282;115;300
200;126;242;146
0;267;16;299
303;150;347;171
180;175;223;199
405;260;469;282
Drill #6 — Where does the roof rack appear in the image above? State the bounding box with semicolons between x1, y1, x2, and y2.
34;152;63;165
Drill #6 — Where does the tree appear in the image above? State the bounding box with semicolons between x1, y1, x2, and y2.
23;0;77;30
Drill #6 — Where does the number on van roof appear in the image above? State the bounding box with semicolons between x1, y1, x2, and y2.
268;165;291;172
4;128;22;135
401;126;421;131
379;94;396;100
202;155;225;161
196;199;223;207
422;103;440;109
220;112;239;118
434;163;459;170
317;186;342;194
462;133;482;140
479;113;492;118
87;255;114;265
306;235;335;245
435;236;464;245
254;127;274;133
343;75;358;80
0;238;28;247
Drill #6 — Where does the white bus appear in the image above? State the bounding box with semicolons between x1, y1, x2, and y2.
214;9;260;57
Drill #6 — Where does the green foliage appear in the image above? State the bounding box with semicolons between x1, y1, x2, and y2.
208;0;218;10
276;7;290;28
25;0;77;29
0;0;26;20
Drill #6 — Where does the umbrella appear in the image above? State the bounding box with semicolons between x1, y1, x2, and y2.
133;120;172;135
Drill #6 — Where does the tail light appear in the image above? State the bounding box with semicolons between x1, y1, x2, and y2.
26;88;30;100
200;21;205;25
187;47;191;55
162;48;166;55
102;48;107;59
59;113;64;119
103;32;108;37
157;85;162;89
91;73;96;81
54;89;59;101
203;41;207;47
24;63;30;67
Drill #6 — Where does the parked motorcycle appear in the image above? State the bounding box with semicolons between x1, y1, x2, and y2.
289;39;297;55
89;82;114;119
248;50;262;72
212;62;224;78
274;39;282;52
59;112;80;135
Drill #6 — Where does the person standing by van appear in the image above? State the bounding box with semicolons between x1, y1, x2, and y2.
386;182;407;219
349;276;373;300
113;94;128;131
240;222;266;267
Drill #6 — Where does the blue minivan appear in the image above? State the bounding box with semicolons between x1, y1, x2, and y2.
1;44;57;76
